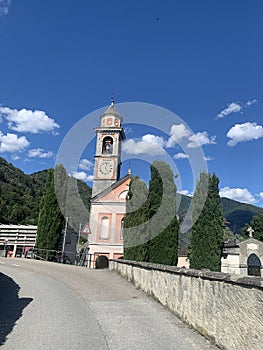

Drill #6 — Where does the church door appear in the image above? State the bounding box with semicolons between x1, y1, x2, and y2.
247;253;261;276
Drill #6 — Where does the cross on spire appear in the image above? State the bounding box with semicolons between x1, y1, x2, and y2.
111;92;115;106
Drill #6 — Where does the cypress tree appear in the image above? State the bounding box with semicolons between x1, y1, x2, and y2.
36;168;65;258
124;161;179;265
124;176;149;261
147;160;179;266
54;164;92;233
189;172;224;271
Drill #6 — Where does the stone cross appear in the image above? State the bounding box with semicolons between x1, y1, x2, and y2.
247;226;254;238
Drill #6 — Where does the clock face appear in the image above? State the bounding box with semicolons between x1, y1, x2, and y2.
98;160;113;177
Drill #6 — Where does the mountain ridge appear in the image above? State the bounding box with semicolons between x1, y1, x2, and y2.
0;157;262;235
0;157;92;225
176;193;263;235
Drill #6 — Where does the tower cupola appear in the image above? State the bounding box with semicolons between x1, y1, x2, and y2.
100;100;123;128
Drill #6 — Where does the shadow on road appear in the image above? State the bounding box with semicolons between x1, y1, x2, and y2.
0;272;33;345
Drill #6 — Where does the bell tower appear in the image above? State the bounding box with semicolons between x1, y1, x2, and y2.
88;100;131;266
92;100;125;197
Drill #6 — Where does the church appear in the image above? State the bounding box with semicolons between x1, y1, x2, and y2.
88;101;131;265
221;228;263;277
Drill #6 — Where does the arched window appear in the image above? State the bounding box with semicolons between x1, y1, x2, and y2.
118;190;128;199
100;216;109;240
120;218;124;240
102;136;113;154
247;253;261;276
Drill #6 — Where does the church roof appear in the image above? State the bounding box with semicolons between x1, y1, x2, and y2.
223;239;239;248
223;237;263;249
101;102;123;122
91;173;131;202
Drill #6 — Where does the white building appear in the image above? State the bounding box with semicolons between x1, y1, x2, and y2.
221;237;263;277
0;224;37;257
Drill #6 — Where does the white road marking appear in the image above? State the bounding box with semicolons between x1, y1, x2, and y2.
12;264;21;267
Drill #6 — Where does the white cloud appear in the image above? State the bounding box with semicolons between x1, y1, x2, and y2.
11;155;21;161
227;122;263;146
173;152;189;160
0;132;29;153
122;134;165;155
187;132;216;148
217;102;242;119
203;155;214;161
258;192;263;199
142;134;165;148
245;99;257;107
0;0;11;15
71;171;94;182
179;190;193;197
0;106;60;134
28;148;54;158
166;124;191;148
220;187;257;204
79;159;93;171
123;126;215;155
217;99;256;119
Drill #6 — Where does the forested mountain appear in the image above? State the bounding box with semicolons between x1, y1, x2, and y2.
0;157;48;224
177;193;263;235
220;197;263;233
0;157;92;225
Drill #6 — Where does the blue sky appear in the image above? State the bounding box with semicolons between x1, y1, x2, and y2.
0;0;263;207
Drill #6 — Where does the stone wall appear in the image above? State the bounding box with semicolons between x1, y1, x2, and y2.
109;259;263;350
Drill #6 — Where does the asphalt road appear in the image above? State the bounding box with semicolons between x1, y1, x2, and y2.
0;257;219;350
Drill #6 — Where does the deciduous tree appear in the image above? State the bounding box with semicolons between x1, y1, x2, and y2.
242;213;263;241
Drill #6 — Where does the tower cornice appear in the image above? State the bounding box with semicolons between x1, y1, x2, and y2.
94;127;125;140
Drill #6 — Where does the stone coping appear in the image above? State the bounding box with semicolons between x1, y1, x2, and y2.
110;259;263;289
